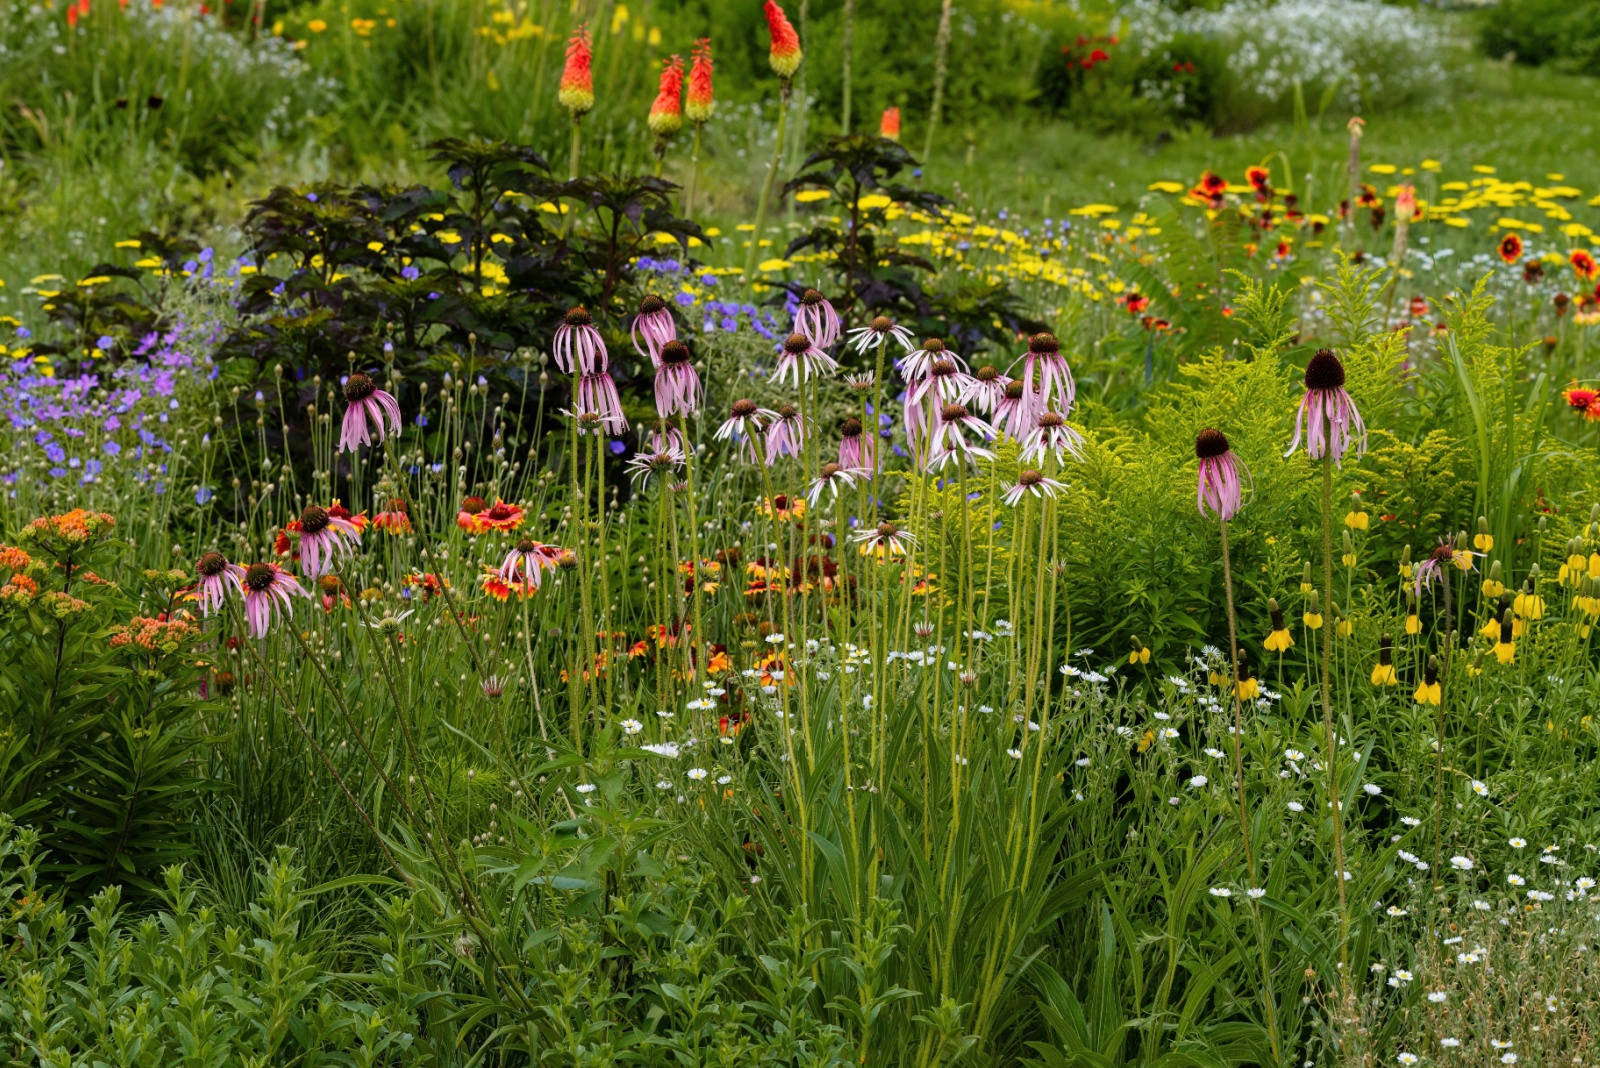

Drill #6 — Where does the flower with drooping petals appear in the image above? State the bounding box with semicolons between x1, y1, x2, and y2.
928;402;996;470
1286;349;1366;466
633;293;676;365
880;106;900;142
793;288;840;348
911;354;975;410
294;504;362;577
654;339;701;417
1020;410;1084;465
838;417;876;471
641;417;686;455
853;520;915;558
715;399;779;464
578;370;627;432
686;38;714;124
1003;468;1066;506
774;332;837;387
327;499;368;534
496;538;564;597
627;447;685;487
648;55;684;139
194;551;246;617
765;404;807;464
763;0;802;80
993;379;1035;441
1195;427;1251;521
806;462;866;506
848;314;915;355
559;24;595;116
553;306;607;375
339;373;401;454
239;562;308;639
963;366;1007;416
1014;331;1075;415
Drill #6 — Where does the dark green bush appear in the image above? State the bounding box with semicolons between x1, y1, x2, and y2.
1481;0;1600;74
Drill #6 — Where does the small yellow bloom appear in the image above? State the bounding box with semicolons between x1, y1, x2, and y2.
1481;579;1505;597
1336;618;1353;637
1265;629;1293;653
1371;663;1398;686
1474;533;1493;552
1414;680;1441;706
1405;613;1421;635
308;18;328;31
1343;511;1369;531
1234;677;1260;700
1513;590;1545;619
1480;618;1500;639
1341;552;1357;568
1494;640;1515;665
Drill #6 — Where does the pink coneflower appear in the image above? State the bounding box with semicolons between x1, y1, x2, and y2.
194;551;245;617
654;339;701;416
1002;468;1067;507
641;417;686;455
852;519;915;558
1413;536;1479;597
899;337;966;383
339;373;401;454
910;355;975;409
793;288;840;348
848;314;915;355
295;504;362;577
928;402;996;470
963;365;1008;416
1013;332;1075;415
838;416;876;471
1286;348;1366;466
239;562;307;639
765;404;807;464
553;307;607;375
497;538;563;596
806;462;866;505
1020;409;1084;465
626;447;685;487
633;293;676;365
1195;427;1252;521
993;378;1036;440
715;399;779;464
578;371;627;432
774;332;837;386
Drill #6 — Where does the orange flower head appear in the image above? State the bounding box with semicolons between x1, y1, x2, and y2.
685;38;714;123
1245;165;1270;191
559;24;595;115
1574;249;1599;282
1498;233;1524;265
1395;182;1417;220
475;499;525;533
763;0;802;80
879;106;900;142
1563;384;1600;420
648;55;684;137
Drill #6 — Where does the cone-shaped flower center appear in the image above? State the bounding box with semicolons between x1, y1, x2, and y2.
1194;427;1230;459
1379;634;1393;664
319;575;341;595
1038;412;1065;429
461;496;488;515
486;502;516;521
778;404;799;420
517;538;538;554
1018;469;1043;487
1305;348;1345;390
197;551;227;577
922;338;945;353
801;288;825;306
244;563;276;592
941;403;969;422
821;462;842;479
564;306;593;327
1004;380;1025;400
876;521;898;537
931;358;956;377
731;399;758;418
841;417;862;437
870;315;893;332
1029;332;1060;354
660;340;691;365
639;293;666;314
783;333;811;355
344;373;375;403
300;505;330;534
976;365;998;382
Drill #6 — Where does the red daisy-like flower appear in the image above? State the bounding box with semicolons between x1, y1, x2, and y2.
1498;233;1524;265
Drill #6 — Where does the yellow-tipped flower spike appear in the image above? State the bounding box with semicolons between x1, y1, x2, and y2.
1481;559;1505;598
1399;544;1413;581
1128;636;1151;665
1344;492;1369;531
1340;529;1356;568
1513;579;1544;620
1264;598;1294;652
1233;651;1260;700
1302;589;1323;630
1494;608;1516;664
1414;655;1441;705
1300;561;1313;594
1474;515;1493;553
1404;590;1421;635
1371;633;1398;686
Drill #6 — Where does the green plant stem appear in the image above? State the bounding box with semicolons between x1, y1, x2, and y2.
744;81;792;280
1318;454;1353;1007
920;0;954;165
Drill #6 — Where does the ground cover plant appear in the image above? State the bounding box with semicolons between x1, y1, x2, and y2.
6;2;1600;1068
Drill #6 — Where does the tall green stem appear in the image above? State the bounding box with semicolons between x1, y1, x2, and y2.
744;82;792;280
1319;455;1353;1005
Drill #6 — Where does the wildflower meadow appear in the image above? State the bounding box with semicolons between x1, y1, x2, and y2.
5;0;1600;1065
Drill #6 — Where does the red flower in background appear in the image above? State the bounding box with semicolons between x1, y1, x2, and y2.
1498;233;1524;265
1572;249;1598;281
685;38;714;124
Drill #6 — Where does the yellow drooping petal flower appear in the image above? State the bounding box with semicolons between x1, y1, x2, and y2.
1371;662;1398;686
1414;680;1441;706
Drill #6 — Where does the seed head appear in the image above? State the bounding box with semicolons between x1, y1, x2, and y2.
783;333;811;354
300;505;330;534
1029;332;1060;354
1304;349;1346;390
343;372;376;403
638;293;666;314
564;306;593;327
196;552;227;577
1194;427;1230;459
660;339;691;365
243;563;276;592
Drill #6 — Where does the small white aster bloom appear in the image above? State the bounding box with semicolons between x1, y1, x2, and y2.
1008;748;1023;759
1506;873;1525;886
687;767;708;781
1188;775;1209;788
1400;816;1422;827
1450;855;1473;870
1397;1054;1418;1066
1247;887;1266;899
1510;837;1527;848
1288;801;1305;813
1471;779;1488;796
622;719;644;734
1440;1038;1460;1049
576;783;597;794
1209;887;1232;898
1427;991;1447;1003
1363;783;1382;796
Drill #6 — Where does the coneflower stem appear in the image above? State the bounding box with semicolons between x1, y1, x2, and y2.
1431;557;1453;884
1219;516;1281;1065
1319;453;1354;1008
744;81;792;280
